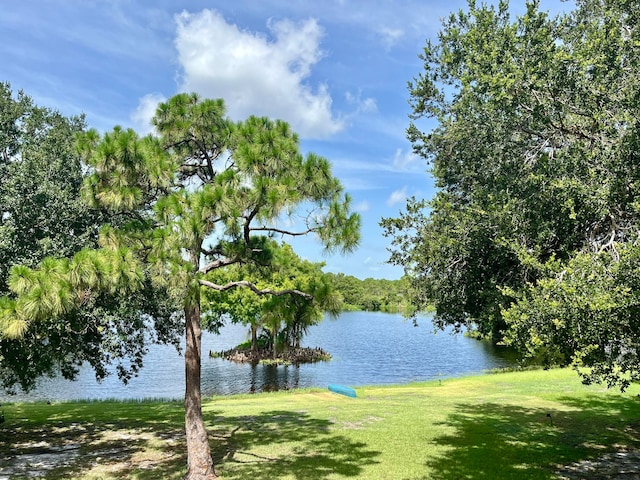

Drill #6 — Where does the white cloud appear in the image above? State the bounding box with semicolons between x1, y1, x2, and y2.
345;91;377;114
387;186;408;206
354;200;370;212
392;148;421;171
364;257;381;272
131;92;166;135
174;9;343;139
378;26;405;49
340;176;378;191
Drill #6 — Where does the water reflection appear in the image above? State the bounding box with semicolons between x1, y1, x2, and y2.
2;312;517;401
249;364;300;393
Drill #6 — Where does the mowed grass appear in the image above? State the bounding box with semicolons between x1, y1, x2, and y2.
2;368;640;479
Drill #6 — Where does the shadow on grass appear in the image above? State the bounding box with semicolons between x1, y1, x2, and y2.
415;395;640;480
0;402;380;479
209;410;380;479
0;401;187;479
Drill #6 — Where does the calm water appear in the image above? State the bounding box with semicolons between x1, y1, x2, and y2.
2;311;516;401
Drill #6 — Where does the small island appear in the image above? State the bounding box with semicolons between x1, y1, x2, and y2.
211;345;331;366
206;269;413;367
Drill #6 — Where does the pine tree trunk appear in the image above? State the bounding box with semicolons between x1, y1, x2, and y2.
184;289;217;479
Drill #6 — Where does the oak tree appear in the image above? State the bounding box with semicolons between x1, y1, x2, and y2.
0;83;179;393
382;0;640;388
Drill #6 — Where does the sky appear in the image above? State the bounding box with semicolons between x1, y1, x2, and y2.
2;0;569;279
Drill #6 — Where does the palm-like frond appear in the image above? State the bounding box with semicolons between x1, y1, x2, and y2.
7;265;36;296
0;297;22;339
2;315;28;339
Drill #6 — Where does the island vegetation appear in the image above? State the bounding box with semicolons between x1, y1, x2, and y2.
206;268;411;365
204;242;339;365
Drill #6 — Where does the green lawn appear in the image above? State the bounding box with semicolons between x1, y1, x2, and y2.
2;368;640;479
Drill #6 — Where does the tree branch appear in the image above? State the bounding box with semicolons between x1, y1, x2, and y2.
198;257;240;275
244;206;260;245
250;226;317;237
200;246;224;257
199;279;313;300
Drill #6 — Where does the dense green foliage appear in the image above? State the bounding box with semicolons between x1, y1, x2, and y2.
203;242;342;355
0;85;90;283
0;84;179;393
325;273;410;313
382;0;640;389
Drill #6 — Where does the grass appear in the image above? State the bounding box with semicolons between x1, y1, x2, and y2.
2;368;640;479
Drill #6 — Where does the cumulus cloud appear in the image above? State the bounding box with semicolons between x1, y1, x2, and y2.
387;186;408;206
131;92;166;135
174;9;344;138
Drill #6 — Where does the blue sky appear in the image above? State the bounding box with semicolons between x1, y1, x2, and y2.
2;0;569;279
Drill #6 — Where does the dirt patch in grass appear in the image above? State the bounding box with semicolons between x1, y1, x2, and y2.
1;444;81;479
556;449;640;479
0;425;184;479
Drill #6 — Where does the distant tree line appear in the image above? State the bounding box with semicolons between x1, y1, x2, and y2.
324;273;411;313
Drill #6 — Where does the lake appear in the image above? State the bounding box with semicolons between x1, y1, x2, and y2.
2;311;516;401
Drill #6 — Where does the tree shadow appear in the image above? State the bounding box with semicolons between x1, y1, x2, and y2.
0;402;380;479
209;410;380;479
414;394;640;480
0;401;187;479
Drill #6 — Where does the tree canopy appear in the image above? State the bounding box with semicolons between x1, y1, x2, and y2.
382;0;640;389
